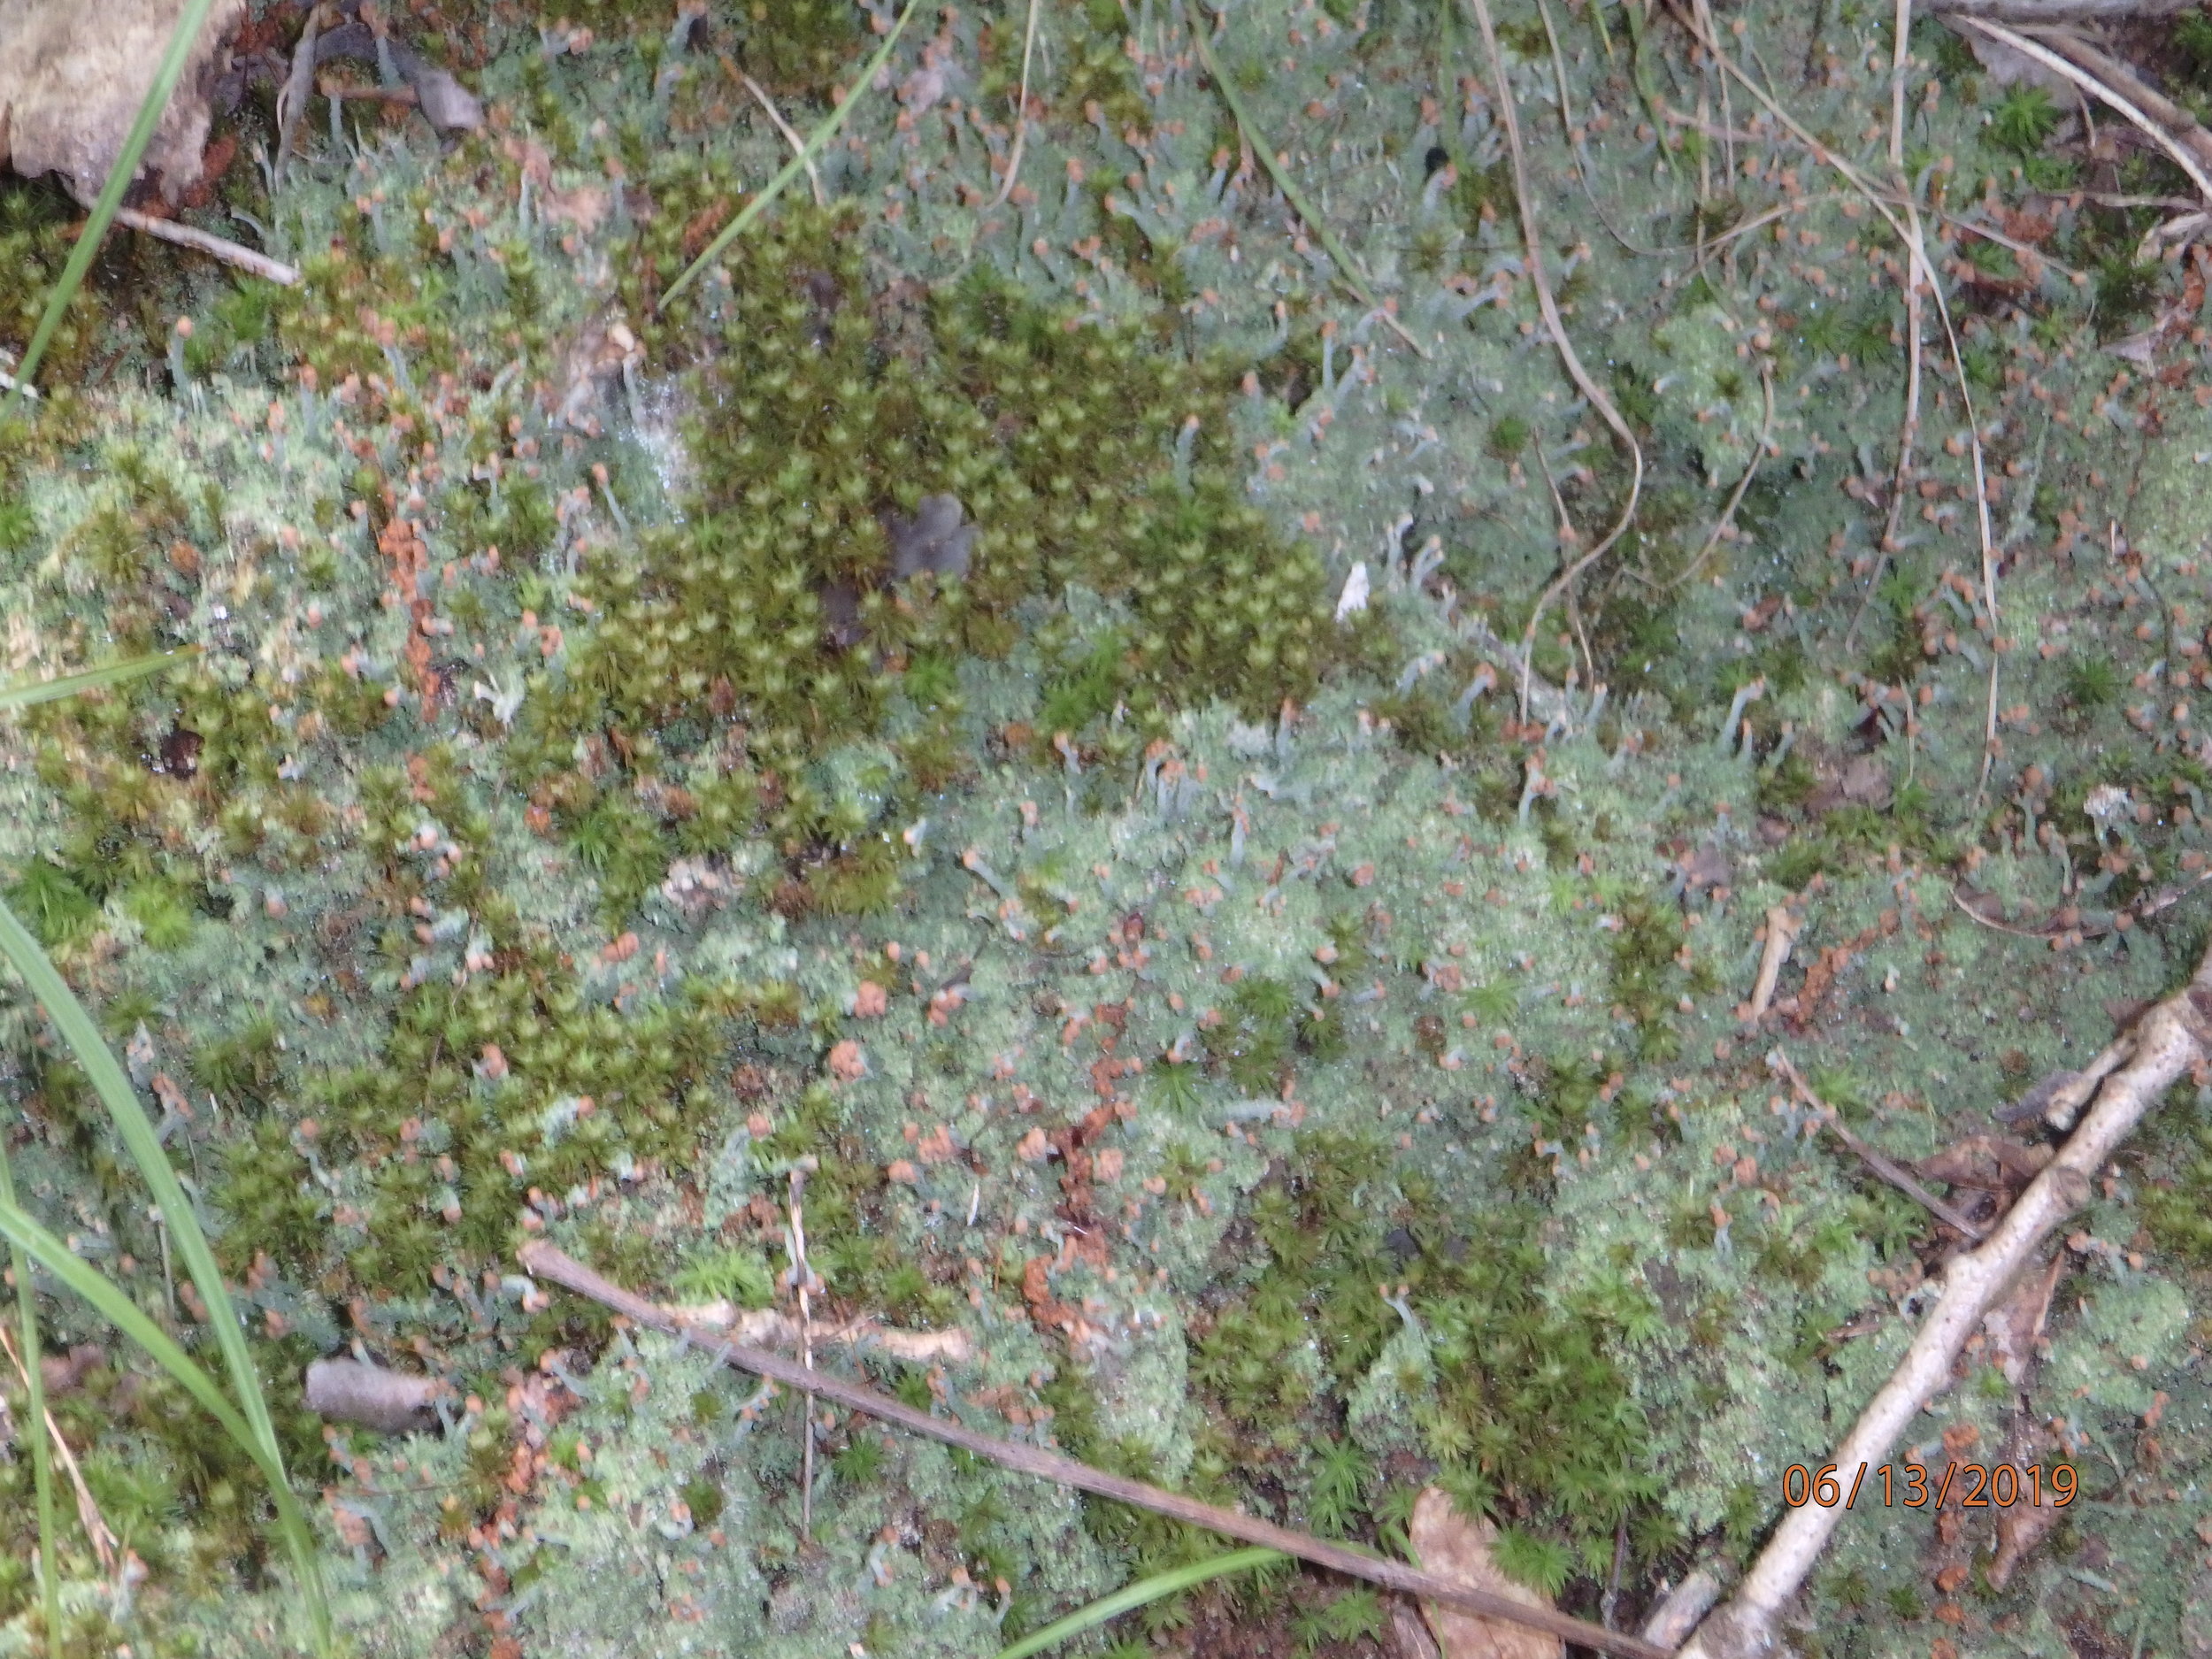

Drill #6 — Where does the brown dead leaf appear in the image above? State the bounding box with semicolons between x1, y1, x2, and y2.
1988;1417;2065;1589
1985;1251;2064;1387
1984;1255;2068;1590
0;0;244;203
1409;1488;1564;1659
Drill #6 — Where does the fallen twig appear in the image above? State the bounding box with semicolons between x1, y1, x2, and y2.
112;208;299;286
1950;19;2212;203
1744;903;1801;1022
518;1240;1669;1659
1682;948;2212;1658
1770;1050;1988;1240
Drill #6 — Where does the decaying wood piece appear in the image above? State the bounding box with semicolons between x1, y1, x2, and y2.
303;1356;445;1433
0;0;245;203
1985;1253;2067;1588
1745;906;1801;1022
519;1241;1671;1659
1678;943;2212;1659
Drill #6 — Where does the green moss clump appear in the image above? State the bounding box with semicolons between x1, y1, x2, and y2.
1190;1131;1660;1581
0;178;108;384
539;204;1326;922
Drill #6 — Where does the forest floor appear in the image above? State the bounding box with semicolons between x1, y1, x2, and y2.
8;2;2212;1656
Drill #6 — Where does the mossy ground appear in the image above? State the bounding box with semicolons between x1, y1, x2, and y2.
7;2;2212;1655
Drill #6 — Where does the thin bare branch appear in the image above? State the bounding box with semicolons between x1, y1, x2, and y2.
518;1240;1671;1659
1681;951;2212;1658
112;209;298;286
1770;1050;1989;1240
1951;19;2212;202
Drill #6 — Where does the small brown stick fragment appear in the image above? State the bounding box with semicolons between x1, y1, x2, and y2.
1771;1050;1989;1240
316;78;418;105
112;208;299;286
0;1322;119;1578
1745;904;1801;1021
518;1240;1671;1659
1682;950;2212;1659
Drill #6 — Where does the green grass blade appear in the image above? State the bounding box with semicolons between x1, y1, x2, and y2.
0;899;330;1648
0;647;203;712
994;1548;1287;1659
0;1194;326;1646
658;0;923;307
0;0;220;426
0;1147;63;1659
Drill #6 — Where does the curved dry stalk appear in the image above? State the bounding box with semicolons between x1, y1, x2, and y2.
987;0;1044;210
1678;947;2212;1659
1463;0;1644;721
0;1322;122;1579
1951;19;2212;202
1663;4;2001;795
733;66;827;208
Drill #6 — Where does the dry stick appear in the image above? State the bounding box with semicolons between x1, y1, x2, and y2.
111;208;299;287
2026;25;2212;184
0;1323;120;1579
1890;0;1912;174
733;65;828;209
273;4;322;181
1770;1050;1988;1241
1463;0;1644;723
1678;948;2212;1659
1936;0;2200;14
517;1240;1671;1659
1951;19;2212;202
987;0;1044;210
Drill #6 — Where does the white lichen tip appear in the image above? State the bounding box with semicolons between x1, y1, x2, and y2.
1335;560;1371;622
